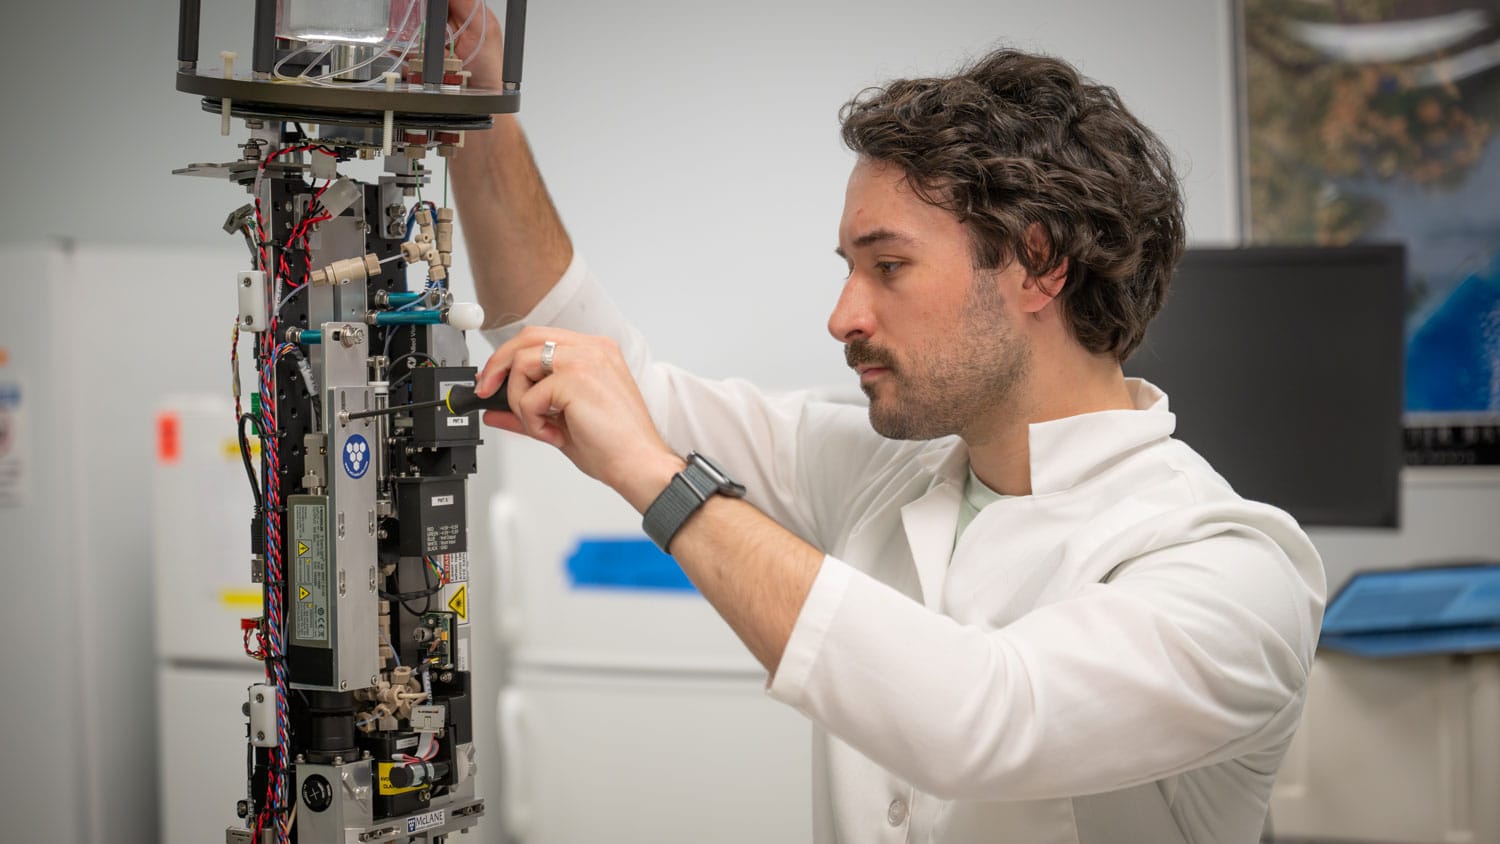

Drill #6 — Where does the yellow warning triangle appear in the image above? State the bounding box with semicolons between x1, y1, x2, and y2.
298;586;311;601
447;585;467;621
298;542;309;556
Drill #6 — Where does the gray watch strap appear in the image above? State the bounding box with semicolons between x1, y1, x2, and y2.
642;453;743;553
643;462;714;553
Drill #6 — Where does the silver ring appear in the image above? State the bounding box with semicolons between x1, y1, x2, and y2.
540;340;557;376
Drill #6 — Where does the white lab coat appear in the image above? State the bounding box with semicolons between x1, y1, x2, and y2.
488;255;1327;844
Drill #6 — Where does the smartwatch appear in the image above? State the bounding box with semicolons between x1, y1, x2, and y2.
642;451;746;553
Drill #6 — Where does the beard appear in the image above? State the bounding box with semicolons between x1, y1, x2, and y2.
847;272;1030;441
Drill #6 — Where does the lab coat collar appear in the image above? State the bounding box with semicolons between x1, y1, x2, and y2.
1027;378;1176;495
912;380;1176;498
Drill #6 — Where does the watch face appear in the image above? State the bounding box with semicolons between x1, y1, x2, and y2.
687;452;746;497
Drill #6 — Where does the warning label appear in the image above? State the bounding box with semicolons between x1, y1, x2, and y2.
446;584;468;622
291;498;331;648
443;553;469;583
440;553;469;625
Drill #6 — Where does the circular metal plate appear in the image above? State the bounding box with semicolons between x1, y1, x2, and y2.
198;98;496;133
177;71;518;116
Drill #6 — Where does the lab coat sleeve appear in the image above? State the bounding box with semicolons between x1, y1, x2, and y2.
482;253;895;549
767;522;1320;802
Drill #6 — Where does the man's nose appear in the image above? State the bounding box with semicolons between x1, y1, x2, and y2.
827;276;873;344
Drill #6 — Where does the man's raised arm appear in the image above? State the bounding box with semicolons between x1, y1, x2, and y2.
447;0;573;329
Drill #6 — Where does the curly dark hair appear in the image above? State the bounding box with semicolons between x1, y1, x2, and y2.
839;48;1185;360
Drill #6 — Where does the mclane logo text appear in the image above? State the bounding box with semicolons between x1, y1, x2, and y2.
407;809;446;833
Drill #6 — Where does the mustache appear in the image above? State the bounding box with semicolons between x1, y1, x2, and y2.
845;340;897;371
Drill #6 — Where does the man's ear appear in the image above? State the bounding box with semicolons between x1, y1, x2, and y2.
1018;223;1068;315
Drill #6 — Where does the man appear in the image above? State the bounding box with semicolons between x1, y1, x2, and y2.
449;3;1325;841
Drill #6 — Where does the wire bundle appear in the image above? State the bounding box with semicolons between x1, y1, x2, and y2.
246;143;338;844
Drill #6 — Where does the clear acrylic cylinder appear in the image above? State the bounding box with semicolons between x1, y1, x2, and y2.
278;0;395;45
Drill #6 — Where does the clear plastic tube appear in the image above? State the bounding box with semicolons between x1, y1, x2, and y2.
447;0;481;44
461;0;486;68
299;0;422;84
273;41;336;82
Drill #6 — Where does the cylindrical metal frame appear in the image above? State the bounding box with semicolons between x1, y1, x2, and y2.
502;0;527;89
253;0;277;76
423;0;450;91
178;0;201;68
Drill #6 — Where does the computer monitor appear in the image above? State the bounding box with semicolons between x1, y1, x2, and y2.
1123;245;1405;528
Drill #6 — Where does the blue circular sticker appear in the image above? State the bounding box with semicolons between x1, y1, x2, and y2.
342;434;371;479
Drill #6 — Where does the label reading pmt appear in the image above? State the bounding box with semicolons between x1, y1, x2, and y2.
440;379;475;427
407;809;446;834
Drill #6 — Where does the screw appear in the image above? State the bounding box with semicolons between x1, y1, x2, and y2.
439;671;454;683
243;315;253;325
255;692;265;703
256;730;265;741
340;680;348;690
242;277;253;287
236;800;250;818
370;674;380;686
334;756;344;766
362;750;372;759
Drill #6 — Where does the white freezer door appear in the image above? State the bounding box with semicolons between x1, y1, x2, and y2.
159;666;264;844
491;436;759;673
500;667;812;844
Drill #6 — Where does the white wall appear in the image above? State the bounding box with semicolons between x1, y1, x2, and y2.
0;1;1240;842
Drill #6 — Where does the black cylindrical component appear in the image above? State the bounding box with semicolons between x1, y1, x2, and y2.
252;0;277;75
389;760;451;788
423;0;450;90
177;0;201;67
501;0;527;89
304;691;358;757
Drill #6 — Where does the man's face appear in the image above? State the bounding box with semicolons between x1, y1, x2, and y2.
831;159;1031;440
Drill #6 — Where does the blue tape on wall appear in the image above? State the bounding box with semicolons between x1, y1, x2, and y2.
565;537;699;593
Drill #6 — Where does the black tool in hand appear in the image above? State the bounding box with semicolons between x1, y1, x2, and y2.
344;379;510;421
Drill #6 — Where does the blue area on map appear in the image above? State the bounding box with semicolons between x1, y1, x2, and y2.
1407;250;1500;413
564;537;698;593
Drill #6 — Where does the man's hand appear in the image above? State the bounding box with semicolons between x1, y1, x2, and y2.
447;0;505;91
476;326;686;512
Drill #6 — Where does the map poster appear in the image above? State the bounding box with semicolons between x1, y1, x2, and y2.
1242;0;1500;465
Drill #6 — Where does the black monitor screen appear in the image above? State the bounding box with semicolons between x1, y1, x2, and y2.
1123;245;1405;528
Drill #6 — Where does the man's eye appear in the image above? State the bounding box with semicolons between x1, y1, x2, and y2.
875;261;902;276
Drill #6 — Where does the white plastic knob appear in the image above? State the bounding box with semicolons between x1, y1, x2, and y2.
446;302;485;331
